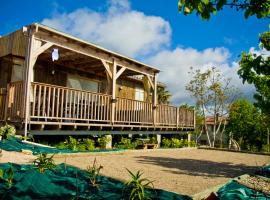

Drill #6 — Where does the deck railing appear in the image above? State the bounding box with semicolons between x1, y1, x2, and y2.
4;81;195;129
31;82;111;122
115;97;153;124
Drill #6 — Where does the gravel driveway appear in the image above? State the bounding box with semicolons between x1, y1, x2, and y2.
54;148;270;195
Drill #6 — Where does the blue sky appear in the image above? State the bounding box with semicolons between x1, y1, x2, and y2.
1;0;268;104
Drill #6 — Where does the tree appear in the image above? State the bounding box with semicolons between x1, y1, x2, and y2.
178;0;270;20
186;67;237;147
157;86;172;104
238;29;270;116
227;99;268;151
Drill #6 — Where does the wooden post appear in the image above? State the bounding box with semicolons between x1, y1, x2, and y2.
176;107;179;129
111;59;117;124
23;29;35;140
153;73;157;126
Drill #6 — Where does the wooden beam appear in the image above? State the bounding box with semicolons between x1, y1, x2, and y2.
101;60;112;79
34;33;155;77
115;66;126;80
33;42;53;58
146;75;154;90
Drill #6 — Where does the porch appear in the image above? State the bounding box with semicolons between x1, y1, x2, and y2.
2;81;195;131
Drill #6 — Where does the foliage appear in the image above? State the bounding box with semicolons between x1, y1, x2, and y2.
149;137;157;144
56;137;95;151
162;138;195;148
97;135;111;149
238;29;270;117
161;138;172;148
0;164;14;188
227;99;268;151
178;0;270;20
82;138;95;150
33;153;56;173
6;164;14;188
0;125;16;140
115;138;137;149
86;158;103;186
123;169;154;200
157;86;172;104
186;67;236;147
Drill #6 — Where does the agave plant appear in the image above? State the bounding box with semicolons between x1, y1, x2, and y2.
123;169;154;200
86;158;103;186
33;153;56;173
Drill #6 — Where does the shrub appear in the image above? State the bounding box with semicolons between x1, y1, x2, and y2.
83;138;95;150
171;138;181;148
33;153;56;173
86;158;103;186
162;138;171;148
0;164;14;188
123;169;154;200
0;125;16;140
97;136;111;149
149;137;157;144
115;138;137;149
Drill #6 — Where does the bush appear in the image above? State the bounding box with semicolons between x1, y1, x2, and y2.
83;138;95;150
0;125;16;140
149;136;157;144
33;153;56;173
115;138;137;149
97;136;111;149
162;138;171;148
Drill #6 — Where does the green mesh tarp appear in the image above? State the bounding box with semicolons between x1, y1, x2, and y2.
217;180;269;200
0;163;191;200
256;165;270;178
0;137;124;155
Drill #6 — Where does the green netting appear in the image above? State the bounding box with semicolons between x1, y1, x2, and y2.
0;163;191;200
256;165;270;178
217;180;269;200
0;137;125;155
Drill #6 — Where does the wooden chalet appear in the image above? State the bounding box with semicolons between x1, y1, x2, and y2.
0;23;195;137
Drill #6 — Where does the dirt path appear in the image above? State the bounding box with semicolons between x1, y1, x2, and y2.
54;148;270;195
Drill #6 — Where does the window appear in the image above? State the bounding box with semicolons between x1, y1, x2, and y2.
135;87;144;101
67;75;99;92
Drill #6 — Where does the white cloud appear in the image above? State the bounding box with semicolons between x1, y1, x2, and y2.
42;0;171;58
147;47;255;105
41;0;255;106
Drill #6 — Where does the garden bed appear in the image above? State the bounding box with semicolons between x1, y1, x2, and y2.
0;162;191;200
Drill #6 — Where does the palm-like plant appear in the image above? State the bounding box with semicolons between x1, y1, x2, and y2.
33;153;56;173
123;169;154;200
157;86;171;105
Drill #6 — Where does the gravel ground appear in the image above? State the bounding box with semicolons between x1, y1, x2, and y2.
0;148;269;195
53;148;270;195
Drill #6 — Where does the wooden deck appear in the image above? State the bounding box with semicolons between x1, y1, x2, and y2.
1;81;195;131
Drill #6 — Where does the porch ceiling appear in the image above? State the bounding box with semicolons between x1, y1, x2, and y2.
38;46;141;77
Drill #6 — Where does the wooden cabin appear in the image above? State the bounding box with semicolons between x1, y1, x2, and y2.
0;23;195;136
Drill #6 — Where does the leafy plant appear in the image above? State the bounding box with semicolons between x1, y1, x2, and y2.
6;164;14;188
0;168;3;179
123;169;154;200
86;158;103;186
33;153;56;173
0;125;16;140
97;136;111;149
115;138;137;149
149;137;157;144
83;138;95;150
162;138;171;148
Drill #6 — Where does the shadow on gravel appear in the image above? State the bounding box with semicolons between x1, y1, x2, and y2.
135;156;260;178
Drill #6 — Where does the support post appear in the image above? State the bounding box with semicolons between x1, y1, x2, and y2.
153;74;157;126
111;60;117;124
23;30;35;140
105;135;112;149
188;132;192;147
157;134;161;148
